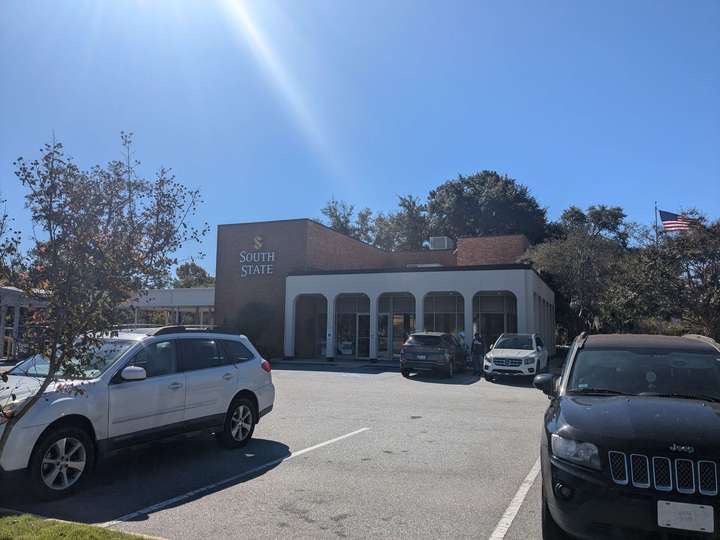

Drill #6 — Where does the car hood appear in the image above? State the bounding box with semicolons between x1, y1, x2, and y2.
0;375;44;403
556;395;720;452
490;348;535;358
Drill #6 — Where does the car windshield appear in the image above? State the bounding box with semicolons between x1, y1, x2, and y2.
9;340;135;380
406;335;443;347
568;349;720;400
495;335;534;350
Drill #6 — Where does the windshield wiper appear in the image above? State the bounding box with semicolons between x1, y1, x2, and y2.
638;392;720;403
568;388;630;396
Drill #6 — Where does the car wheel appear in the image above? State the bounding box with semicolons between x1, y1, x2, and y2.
219;397;257;449
542;486;570;539
401;369;411;378
29;425;95;500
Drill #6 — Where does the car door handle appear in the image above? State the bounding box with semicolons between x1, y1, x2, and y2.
222;373;233;381
168;382;183;390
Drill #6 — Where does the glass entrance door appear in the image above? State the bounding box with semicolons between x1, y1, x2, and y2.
392;314;414;357
481;313;505;349
357;314;370;358
377;314;389;360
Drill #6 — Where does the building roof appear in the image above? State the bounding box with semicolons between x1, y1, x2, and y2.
583;334;720;353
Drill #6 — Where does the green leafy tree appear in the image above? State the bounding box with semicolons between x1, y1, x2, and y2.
526;205;632;335
173;261;215;288
321;198;355;237
0;134;206;457
427;171;547;243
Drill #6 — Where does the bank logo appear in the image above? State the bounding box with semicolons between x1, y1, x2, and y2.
253;236;263;249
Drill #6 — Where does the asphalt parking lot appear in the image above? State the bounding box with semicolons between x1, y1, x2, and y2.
1;365;550;539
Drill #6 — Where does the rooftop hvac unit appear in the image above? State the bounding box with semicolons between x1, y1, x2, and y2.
428;236;455;250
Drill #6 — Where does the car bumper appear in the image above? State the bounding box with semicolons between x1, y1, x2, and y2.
400;359;448;372
0;421;48;472
484;361;536;376
543;452;719;539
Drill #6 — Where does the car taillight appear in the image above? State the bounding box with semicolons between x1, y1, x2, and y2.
261;359;271;373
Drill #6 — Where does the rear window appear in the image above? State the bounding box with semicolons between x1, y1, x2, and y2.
221;340;254;363
406;335;443;347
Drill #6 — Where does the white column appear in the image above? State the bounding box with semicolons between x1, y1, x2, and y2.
414;292;424;333
325;294;336;359
0;305;6;358
12;306;20;340
463;292;473;349
369;294;378;360
283;294;296;358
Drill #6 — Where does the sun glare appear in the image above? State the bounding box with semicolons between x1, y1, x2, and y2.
221;0;346;181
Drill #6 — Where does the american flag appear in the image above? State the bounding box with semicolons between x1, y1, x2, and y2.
659;210;692;232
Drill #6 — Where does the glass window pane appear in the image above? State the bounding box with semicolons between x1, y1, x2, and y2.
180;339;222;371
222;340;254;363
129;340;177;378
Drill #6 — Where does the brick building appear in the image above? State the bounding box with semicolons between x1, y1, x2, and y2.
214;219;555;360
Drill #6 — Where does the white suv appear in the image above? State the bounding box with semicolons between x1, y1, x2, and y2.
0;326;275;499
483;333;549;379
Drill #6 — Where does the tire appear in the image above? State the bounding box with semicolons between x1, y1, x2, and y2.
218;397;257;449
401;369;411;378
29;424;95;500
542;486;571;539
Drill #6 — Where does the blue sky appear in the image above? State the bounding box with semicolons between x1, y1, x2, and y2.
1;0;718;274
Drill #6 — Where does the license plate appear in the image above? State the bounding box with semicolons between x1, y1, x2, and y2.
417;355;426;360
658;501;714;533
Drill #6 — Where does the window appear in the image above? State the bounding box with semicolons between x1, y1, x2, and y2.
221;340;254;363
126;340;176;378
568;349;720;398
495;335;534;350
179;339;224;372
536;337;545;349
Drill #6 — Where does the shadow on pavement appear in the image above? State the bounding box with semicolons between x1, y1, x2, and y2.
405;372;483;385
0;435;290;525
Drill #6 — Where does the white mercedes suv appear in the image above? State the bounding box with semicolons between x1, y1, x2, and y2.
0;326;275;499
483;333;549;379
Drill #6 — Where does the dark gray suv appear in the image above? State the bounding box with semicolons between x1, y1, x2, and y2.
400;332;467;378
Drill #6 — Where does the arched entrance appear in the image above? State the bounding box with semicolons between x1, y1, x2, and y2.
423;292;464;336
334;294;371;359
473;291;517;348
294;294;327;359
377;293;416;360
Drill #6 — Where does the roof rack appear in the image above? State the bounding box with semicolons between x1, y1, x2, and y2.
577;331;589;349
146;326;240;337
682;334;720;352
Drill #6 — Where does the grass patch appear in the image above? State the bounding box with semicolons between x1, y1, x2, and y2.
0;513;141;540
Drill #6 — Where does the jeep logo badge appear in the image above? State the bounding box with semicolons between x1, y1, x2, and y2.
669;443;695;454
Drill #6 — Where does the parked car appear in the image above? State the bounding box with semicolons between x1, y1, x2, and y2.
400;332;466;378
0;326;275;499
534;333;720;539
483;333;549;380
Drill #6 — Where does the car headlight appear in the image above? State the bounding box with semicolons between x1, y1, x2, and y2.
524;355;537;365
551;434;601;470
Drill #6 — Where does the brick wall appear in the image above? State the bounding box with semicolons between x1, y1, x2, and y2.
455;235;530;266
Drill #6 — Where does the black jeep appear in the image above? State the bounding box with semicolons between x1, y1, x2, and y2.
534;333;720;539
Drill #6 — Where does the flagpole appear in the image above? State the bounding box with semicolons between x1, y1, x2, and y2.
654;201;658;247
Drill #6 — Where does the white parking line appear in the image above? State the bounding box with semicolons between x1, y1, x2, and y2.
488;457;541;540
100;427;370;528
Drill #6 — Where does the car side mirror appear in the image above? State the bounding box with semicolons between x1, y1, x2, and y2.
121;366;147;381
533;373;557;396
489;343;494;350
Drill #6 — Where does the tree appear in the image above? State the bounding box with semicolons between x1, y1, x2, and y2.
427;171;547;243
321;198;355;237
0;135;206;457
173;261;215;288
525;205;632;335
0;195;23;284
653;216;720;339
